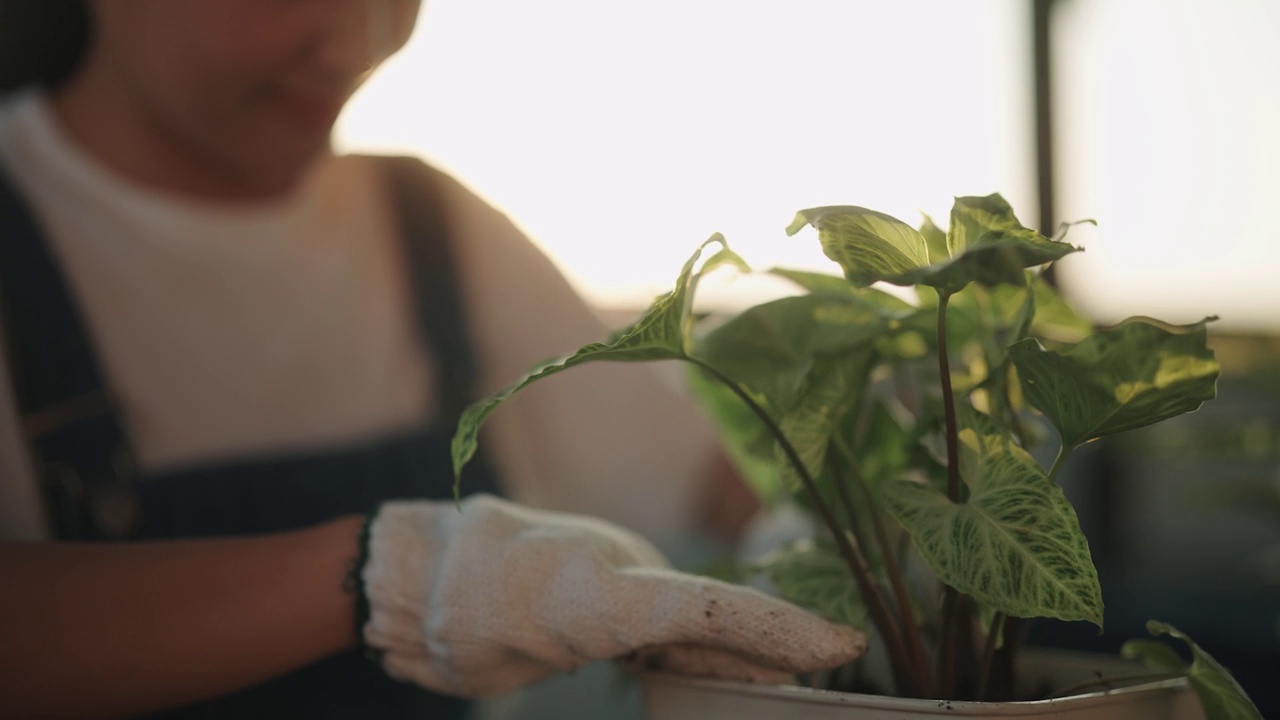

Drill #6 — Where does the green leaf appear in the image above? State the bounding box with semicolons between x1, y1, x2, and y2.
694;292;909;412
451;235;728;493
788;195;1079;291
849;399;913;492
1009;317;1221;450
946;194;1024;256
1146;621;1262;720
927;230;1077;293
919;213;950;265
758;540;867;628
775;352;875;493
786;206;932;287
1029;277;1092;346
686;368;782;505
1120;638;1185;674
766;267;857;296
880;408;1103;626
700;245;752;277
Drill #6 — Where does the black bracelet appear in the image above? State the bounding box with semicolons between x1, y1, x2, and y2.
343;509;384;664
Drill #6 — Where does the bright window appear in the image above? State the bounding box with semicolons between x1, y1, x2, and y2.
1054;0;1280;331
336;0;1033;309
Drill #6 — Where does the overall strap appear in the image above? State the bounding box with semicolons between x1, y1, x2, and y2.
374;155;481;430
0;156;484;541
0;163;139;540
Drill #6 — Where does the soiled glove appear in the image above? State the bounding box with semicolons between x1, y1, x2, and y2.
359;494;867;697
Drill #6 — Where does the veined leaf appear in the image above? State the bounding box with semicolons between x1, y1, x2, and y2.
1009;317;1220;450
946;194;1024;256
694;292;908;412
759;540;867;628
787;195;1079;291
452;236;731;491
929;194;1079;290
880;408;1103;626
787;206;931;287
1144;621;1262;720
775;352;875;493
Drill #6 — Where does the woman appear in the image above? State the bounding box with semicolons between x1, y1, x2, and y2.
0;1;865;717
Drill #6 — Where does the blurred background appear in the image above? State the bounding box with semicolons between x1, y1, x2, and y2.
337;0;1280;716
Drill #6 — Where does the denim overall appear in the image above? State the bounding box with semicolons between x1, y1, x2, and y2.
0;156;500;718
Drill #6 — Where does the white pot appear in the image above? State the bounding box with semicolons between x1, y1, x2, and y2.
641;649;1203;719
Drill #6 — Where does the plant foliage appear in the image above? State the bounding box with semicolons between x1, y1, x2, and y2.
452;194;1254;714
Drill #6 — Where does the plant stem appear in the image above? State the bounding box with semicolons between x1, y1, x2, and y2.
689;358;919;696
1047;444;1071;482
936;290;961;503
936;585;960;698
934;290;964;699
839;462;934;695
975;612;1005;701
832;460;874;559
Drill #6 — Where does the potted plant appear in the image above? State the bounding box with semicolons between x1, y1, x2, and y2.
451;195;1261;719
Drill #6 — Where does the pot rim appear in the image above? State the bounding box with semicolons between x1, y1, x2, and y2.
640;673;1191;716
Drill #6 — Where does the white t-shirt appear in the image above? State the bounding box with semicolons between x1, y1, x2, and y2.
0;91;719;543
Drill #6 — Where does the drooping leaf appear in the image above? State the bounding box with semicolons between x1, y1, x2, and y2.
775;351;876;494
700;245;752;277
941;224;1078;290
925;195;1078;291
758;540;867;628
880;408;1103;626
452;236;729;492
1009;317;1220;450
787;206;932;287
1120;638;1185;674
694;292;909;412
787;196;1079;292
1145;621;1263;720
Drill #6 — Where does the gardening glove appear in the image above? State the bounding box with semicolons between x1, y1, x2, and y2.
358;494;868;698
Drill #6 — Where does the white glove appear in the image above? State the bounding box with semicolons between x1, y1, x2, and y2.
359;494;867;698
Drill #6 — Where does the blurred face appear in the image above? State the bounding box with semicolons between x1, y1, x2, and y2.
85;0;420;192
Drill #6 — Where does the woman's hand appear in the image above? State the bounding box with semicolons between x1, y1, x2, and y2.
361;495;867;698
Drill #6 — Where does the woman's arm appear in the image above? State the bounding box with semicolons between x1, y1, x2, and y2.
0;515;363;718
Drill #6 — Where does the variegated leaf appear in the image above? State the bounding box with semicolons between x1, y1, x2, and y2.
775;352;875;493
1143;622;1262;720
759;540;867;628
880;409;1103;626
452;235;733;493
1009;317;1220;450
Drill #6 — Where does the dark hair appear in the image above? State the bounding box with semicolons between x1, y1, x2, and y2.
0;0;91;95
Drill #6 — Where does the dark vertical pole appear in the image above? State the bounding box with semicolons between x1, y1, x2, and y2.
1033;0;1057;239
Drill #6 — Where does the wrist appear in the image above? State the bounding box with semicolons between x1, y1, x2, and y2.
343;510;381;660
308;513;368;655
